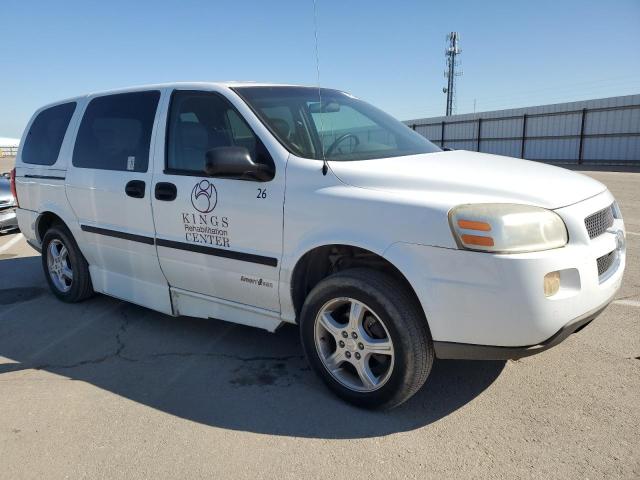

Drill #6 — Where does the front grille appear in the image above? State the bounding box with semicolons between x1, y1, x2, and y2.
596;250;616;277
584;204;614;239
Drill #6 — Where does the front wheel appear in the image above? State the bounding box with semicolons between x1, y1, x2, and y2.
300;268;434;409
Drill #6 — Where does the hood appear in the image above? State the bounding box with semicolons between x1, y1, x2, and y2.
329;151;606;210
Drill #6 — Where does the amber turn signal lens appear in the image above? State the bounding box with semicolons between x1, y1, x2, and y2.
544;271;561;297
461;234;494;247
457;219;491;231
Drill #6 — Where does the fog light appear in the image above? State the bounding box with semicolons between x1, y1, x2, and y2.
544;271;561;297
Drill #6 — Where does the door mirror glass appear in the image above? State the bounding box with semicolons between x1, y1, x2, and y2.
205;146;273;182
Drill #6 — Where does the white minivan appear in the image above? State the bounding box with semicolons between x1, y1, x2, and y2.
12;83;626;408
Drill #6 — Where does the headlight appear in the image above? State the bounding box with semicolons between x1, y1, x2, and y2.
449;203;568;253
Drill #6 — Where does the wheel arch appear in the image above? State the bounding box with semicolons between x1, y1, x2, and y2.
35;211;68;243
289;244;429;331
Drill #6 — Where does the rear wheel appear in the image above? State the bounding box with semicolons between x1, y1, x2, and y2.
42;224;94;302
300;268;433;409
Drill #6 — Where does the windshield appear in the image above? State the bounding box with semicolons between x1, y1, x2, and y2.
233;86;441;161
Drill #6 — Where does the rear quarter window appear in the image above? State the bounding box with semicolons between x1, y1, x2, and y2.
72;91;160;172
21;102;77;165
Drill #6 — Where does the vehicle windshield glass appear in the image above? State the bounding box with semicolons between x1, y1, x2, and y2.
233;86;441;161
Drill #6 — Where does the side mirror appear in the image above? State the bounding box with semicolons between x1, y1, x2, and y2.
204;146;273;181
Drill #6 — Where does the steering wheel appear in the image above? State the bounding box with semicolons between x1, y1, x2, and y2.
325;133;360;157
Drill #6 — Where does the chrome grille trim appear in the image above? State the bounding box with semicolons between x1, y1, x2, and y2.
584;204;614;239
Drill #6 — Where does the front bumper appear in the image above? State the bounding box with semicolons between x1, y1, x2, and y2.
384;190;625;356
433;297;611;360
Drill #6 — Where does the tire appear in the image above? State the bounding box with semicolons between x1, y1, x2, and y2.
41;223;94;303
299;268;434;409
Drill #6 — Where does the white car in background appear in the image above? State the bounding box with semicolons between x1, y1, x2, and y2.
12;83;626;408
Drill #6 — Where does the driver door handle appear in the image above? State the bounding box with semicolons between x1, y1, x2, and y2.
155;182;177;201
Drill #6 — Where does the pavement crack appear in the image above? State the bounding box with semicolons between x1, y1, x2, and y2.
114;307;132;358
32;354;135;371
29;348;303;372
30;305;137;371
22;305;304;371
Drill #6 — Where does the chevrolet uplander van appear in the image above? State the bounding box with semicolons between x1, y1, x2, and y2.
12;83;626;408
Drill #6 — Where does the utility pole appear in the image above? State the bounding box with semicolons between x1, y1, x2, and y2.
443;32;462;116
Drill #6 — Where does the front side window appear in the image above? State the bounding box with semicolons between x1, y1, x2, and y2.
22;102;76;165
166;90;274;175
233;86;441;161
73;91;160;172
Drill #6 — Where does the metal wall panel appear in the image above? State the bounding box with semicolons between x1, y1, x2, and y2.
444;122;476;141
405;94;640;166
583;137;640;162
417;124;441;141
482;139;521;157
446;140;476;151
525;138;580;162
481;118;523;139
585;107;640;135
526;113;582;137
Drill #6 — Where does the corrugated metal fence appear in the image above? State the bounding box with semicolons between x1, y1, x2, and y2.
405;94;640;166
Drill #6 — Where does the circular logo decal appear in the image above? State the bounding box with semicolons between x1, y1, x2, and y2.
191;180;218;213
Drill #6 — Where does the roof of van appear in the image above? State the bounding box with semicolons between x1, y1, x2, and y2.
42;82;325;108
88;81;315;94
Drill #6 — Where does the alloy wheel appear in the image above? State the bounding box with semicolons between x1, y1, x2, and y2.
47;238;73;293
314;297;395;392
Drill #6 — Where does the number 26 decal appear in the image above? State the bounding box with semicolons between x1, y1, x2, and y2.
257;188;267;199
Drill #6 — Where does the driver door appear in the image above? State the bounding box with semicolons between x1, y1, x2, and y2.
151;89;284;314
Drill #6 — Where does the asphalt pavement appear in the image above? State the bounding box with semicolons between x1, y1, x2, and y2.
0;170;638;479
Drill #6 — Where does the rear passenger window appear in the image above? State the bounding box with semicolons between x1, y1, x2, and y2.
22;102;76;165
73;91;160;172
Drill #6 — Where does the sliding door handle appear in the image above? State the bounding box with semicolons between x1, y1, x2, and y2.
125;180;146;199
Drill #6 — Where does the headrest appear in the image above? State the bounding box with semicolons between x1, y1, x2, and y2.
179;122;208;149
269;118;290;138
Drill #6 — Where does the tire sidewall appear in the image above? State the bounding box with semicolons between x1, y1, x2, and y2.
41;225;89;302
300;272;426;408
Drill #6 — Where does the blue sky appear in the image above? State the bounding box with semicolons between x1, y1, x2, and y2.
1;0;639;138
